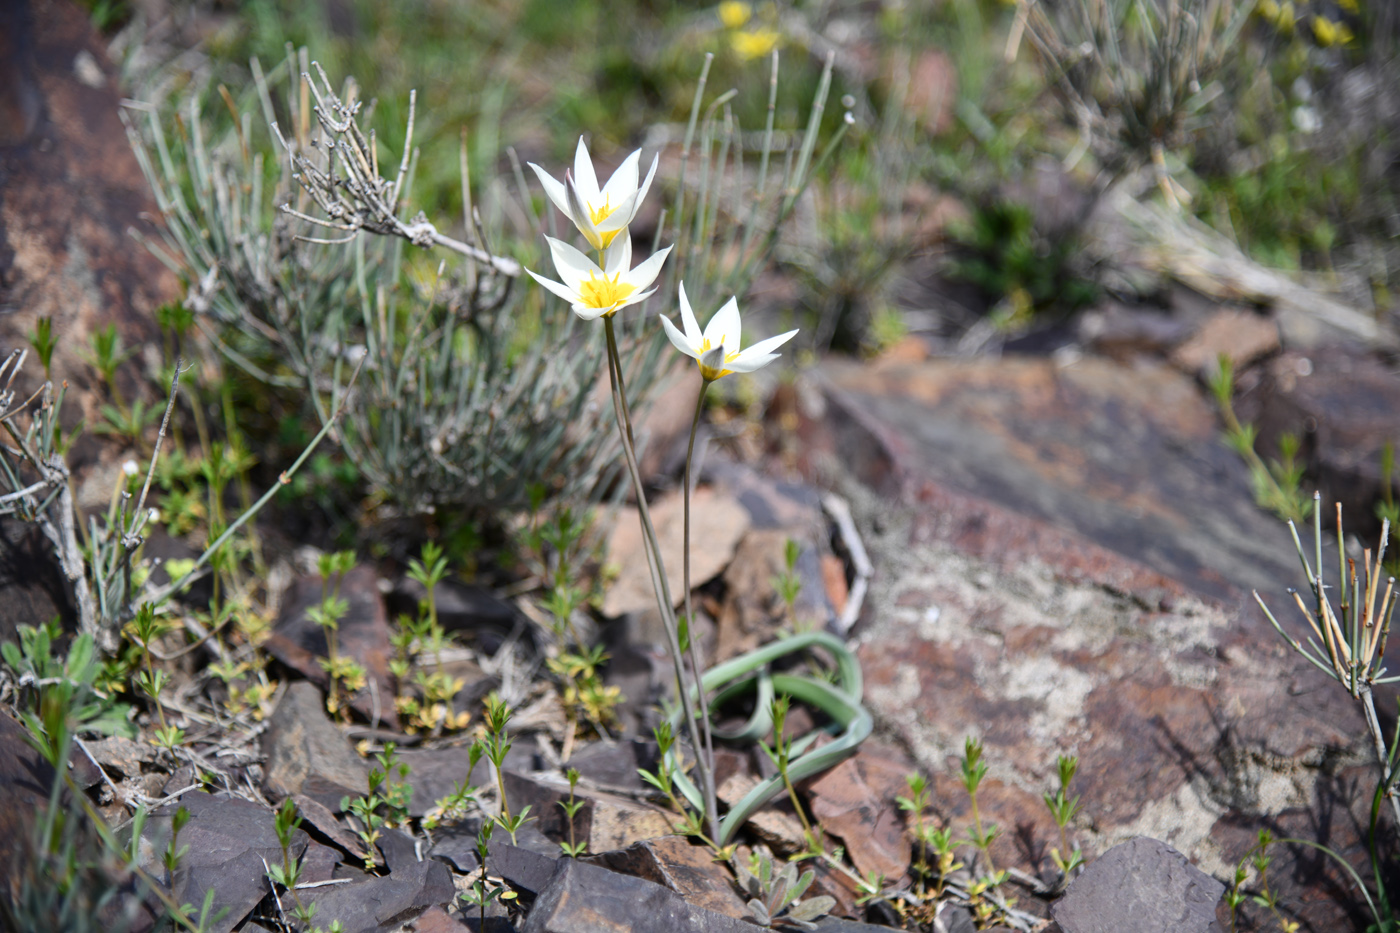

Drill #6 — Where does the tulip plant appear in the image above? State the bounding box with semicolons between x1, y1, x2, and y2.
528;135;869;850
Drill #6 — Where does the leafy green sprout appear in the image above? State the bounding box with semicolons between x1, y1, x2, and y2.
26;315;55;381
482;694;533;843
897;772;961;901
423;740;485;832
340;743;412;871
959;736;1003;885
762;694;822;857
1209;354;1313;524
558;767;587;857
771;538;803;629
1042;754;1084;882
308;550;360;717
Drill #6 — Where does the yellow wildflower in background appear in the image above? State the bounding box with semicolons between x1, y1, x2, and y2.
718;0;751;28
731;28;781;61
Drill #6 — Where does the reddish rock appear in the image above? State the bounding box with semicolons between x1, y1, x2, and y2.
804;742;914;884
1236;346;1400;541
585;835;749;919
1169;308;1281;376
0;0;175;425
265;565;399;729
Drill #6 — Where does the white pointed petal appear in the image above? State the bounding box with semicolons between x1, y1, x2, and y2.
705;297;743;351
738;328;798;359
527;267;583;305
661;315;699;358
623;245;671;291
617;285;658;311
573;137;601;203
602;234;633;275
677;282;703;344
725;350;782;373
545;236;600;290
529;163;573;220
565;175;602;246
601;149;642;206
630;154;659;222
572;301;609;321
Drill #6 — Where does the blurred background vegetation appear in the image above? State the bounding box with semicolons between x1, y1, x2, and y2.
81;0;1400;549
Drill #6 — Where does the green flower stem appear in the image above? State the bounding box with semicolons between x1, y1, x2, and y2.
602;316;719;843
682;378;718;827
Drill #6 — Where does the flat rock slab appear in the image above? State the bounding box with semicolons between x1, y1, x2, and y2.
265;565;399;729
810;354;1385;929
1052;836;1224;933
143;791;308;933
300;858;455;933
521;857;754;933
818;355;1301;604
262;681;369;812
584;835;748;918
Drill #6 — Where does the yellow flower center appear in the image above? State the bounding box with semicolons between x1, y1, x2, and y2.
587;198;623;249
698;336;739;381
579;271;637;312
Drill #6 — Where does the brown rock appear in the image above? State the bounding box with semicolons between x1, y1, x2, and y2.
0;0;174;426
262;681;369;812
602;486;750;618
585;835;748;919
804;743;913;884
503;768;674;854
1236;346;1400;541
265;565;399;729
1170;308;1281;376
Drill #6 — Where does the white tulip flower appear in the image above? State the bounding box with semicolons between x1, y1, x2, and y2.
660;283;798;382
527;234;671;321
529;137;659;252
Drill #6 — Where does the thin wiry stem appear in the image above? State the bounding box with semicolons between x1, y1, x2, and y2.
603;316;719;844
682;378;717;834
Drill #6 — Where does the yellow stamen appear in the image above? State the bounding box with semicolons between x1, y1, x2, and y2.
587;198;623;249
697;337;740;381
579;271;637;313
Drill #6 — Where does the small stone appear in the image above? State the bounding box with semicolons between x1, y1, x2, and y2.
142;791;308;933
85;735;158;778
503;769;673;854
300;858;456;933
262;682;369;812
485;839;559;897
294;793;373;865
602;487;750;619
379;827;420;874
1051;836;1224;933
804;744;913;883
521;857;754;933
1169;308;1280;376
584;835;748;919
409;905;475;933
264;565;399;729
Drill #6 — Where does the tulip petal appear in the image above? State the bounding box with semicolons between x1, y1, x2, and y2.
661;313;699;358
527;267;584;306
737;328;798;360
545;236;600;290
704;297;743;354
602;234;633;276
632;154;659;224
624;244;671;292
677;282;703;345
573;137;601;204
725;351;782;373
529;162;572;220
600;148;642;209
565;175;603;248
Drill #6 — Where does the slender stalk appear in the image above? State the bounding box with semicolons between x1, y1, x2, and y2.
603;316;718;843
681;380;718;835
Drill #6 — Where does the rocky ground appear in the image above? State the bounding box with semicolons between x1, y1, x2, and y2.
3;2;1400;932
